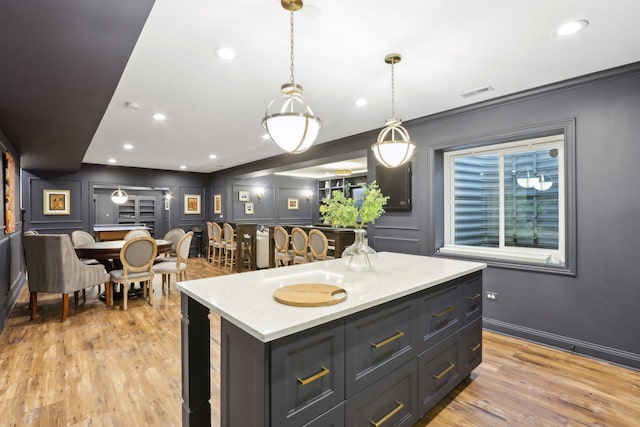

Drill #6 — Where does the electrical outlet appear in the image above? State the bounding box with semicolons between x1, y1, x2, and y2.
485;291;498;301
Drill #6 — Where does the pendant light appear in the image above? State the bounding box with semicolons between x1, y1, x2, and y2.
111;186;129;205
262;0;321;154
371;54;416;168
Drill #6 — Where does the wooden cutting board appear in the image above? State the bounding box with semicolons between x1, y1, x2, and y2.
273;284;347;307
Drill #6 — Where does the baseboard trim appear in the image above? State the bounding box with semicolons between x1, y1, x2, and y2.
483;317;640;371
0;272;26;333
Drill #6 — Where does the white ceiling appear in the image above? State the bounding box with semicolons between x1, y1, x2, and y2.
84;0;640;173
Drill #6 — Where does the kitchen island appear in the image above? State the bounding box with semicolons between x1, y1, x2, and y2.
178;252;486;426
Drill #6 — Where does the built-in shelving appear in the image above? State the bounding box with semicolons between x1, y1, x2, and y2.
117;195;157;236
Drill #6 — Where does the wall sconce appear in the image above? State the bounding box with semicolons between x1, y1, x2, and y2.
256;187;265;206
303;190;313;206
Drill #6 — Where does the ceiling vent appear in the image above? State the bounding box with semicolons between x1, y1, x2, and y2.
460;85;494;99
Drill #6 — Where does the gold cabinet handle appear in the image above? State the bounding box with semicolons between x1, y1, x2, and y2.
432;362;455;380
297;366;330;386
432;306;454;318
370;401;404;427
370;330;405;349
470;343;481;352
468;293;481;300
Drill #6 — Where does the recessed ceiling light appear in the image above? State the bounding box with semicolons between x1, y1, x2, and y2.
214;47;237;60
355;98;368;107
556;20;589;37
153;113;167;121
108;158;117;164
209;154;217;159
123;143;134;150
180;165;187;170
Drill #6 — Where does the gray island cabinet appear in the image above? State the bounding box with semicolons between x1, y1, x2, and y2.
177;252;486;426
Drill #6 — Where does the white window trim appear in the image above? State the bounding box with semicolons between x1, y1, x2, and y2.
443;135;565;266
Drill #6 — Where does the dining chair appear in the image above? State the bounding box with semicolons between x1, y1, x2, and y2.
123;228;151;240
273;226;293;267
308;229;335;262
223;223;237;270
108;236;157;310
155;227;185;263
22;233;110;321
291;227;309;264
152;231;193;294
71;230;101;265
209;222;224;266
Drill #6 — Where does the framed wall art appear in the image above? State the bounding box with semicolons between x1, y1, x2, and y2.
214;194;222;214
238;191;250;202
184;194;201;215
4;152;15;232
244;202;254;215
287;198;299;210
43;189;70;215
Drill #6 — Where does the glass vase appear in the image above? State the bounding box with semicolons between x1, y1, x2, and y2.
341;229;377;271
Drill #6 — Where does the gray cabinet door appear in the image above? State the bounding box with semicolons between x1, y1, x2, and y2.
271;320;345;427
345;359;418;427
461;318;483;374
461;272;483;325
418;281;462;353
417;331;461;415
345;296;417;398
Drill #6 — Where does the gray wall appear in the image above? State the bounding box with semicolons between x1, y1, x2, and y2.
212;64;640;369
0;131;25;331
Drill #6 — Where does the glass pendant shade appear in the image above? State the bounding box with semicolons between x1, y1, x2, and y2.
111;187;128;204
533;172;553;191
371;53;415;168
372;119;416;168
516;169;539;188
262;84;321;154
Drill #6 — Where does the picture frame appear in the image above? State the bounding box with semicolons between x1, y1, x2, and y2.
214;193;222;214
238;191;250;202
43;189;70;215
244;202;254;215
287;198;299;210
184;194;201;215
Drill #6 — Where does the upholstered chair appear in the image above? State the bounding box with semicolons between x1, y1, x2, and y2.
208;222;225;266
123;228;151;240
308;229;335;262
156;227;185;263
23;233;110;321
273;226;293;267
108;236;157;310
71;230;101;266
291;227;309;264
152;231;193;294
223;223;237;270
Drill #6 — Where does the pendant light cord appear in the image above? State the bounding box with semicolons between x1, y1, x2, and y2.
390;61;396;119
289;9;295;85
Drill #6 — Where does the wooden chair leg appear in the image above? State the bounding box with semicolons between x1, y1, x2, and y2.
30;292;37;320
82;289;86;304
61;293;69;322
106;281;113;307
74;291;79;306
123;283;128;311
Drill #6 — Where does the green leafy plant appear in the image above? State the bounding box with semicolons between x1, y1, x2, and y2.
320;181;389;229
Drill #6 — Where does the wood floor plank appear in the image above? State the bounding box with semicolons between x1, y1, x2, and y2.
1;258;639;426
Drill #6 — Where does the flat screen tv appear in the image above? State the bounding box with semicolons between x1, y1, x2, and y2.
375;162;412;211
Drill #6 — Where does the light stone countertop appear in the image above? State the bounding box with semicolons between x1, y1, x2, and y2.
177;252;486;342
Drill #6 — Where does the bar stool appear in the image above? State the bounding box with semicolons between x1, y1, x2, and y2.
223;223;237;270
209;222;225;266
308;229;334;262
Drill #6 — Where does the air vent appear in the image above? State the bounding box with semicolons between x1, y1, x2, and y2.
460;86;495;99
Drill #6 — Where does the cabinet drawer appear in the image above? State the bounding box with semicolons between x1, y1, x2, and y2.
461;273;483;325
418;281;462;352
303;403;344;427
271;321;345;427
345;296;417;397
418;331;461;414
345;359;418;427
461;318;482;374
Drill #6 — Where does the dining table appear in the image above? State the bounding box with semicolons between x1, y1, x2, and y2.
74;239;172;306
74;238;172;260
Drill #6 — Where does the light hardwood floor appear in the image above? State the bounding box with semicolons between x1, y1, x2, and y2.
1;258;639;426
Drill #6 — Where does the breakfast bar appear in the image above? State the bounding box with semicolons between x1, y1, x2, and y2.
177;252;486;426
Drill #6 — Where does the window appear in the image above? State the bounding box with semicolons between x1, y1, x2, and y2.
441;134;565;265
